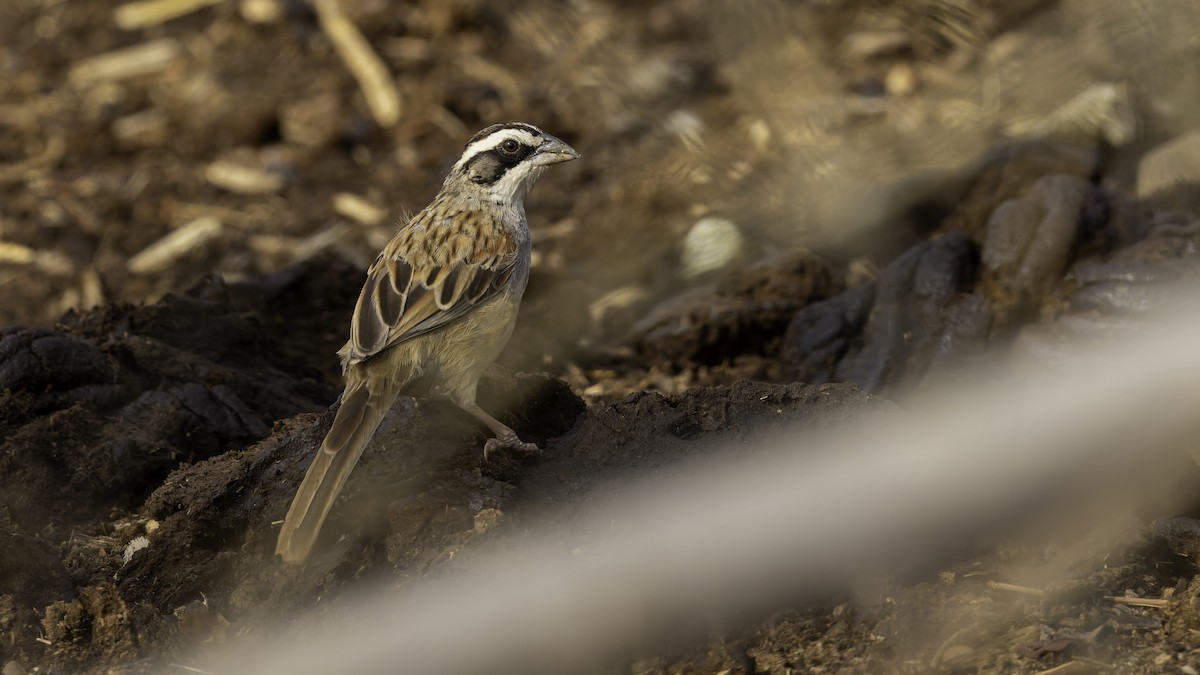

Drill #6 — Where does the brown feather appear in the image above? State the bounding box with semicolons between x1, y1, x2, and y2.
276;368;406;563
437;267;462;308
493;265;514;290
465;270;493;303
342;202;518;364
350;277;388;356
385;257;411;294
373;272;406;326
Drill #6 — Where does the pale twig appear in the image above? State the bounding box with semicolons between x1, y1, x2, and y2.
0;241;34;265
0;241;74;275
293;223;350;262
333;192;385;225
68;39;181;83
128;217;224;274
114;0;225;30
1107;596;1170;608
985;581;1045;596
312;0;401;128
205;160;284;194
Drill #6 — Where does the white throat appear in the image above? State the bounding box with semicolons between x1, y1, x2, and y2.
485;165;546;206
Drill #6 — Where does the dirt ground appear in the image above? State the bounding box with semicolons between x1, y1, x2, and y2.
4;0;1200;673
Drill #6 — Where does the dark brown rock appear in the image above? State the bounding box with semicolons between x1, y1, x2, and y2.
635;250;843;366
783;232;983;393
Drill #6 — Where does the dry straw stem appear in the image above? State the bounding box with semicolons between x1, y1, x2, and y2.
171;202;257;228
128;217;224;274
205;160;284;194
80;268;106;308
114;0;225;30
68;39;181;83
312;0;402;128
112;109;168;146
1107;596;1170;608
0;242;35;265
333;192;385;225
293;223;351;261
985;581;1045;596
1034;662;1095;675
0;242;73;275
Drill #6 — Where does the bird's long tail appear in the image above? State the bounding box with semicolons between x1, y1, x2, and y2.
276;368;403;563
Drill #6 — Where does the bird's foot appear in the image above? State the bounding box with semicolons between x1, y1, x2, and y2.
483;434;540;461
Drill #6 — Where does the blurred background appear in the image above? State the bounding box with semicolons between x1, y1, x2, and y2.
4;0;1200;673
3;0;1197;393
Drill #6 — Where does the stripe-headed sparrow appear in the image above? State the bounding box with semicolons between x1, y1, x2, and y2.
276;123;579;563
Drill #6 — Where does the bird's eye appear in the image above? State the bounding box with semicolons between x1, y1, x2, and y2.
500;139;520;154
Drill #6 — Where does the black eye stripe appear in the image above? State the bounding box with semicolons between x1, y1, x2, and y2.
460;141;537;184
490;143;535;166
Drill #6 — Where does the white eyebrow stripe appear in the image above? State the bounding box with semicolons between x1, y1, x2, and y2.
454;128;544;170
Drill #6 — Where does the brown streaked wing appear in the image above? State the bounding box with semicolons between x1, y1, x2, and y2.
374;260;409;325
492;265;514;290
344;225;518;365
436;267;462;309
347;262;391;359
385;257;412;294
463;268;494;303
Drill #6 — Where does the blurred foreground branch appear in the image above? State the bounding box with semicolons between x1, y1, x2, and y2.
200;291;1200;674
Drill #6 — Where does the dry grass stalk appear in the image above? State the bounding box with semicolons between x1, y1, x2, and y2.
68;39;181;83
0;241;35;265
112;109;168;147
170;202;257;228
240;0;285;24
292;223;350;261
247;233;296;257
114;0;225;30
333;192;385;225
205;160;284;194
80;268;106;309
128;217;224;274
0;242;74;275
1034;661;1095;675
985;581;1045;596
312;0;402;128
1107;596;1170;608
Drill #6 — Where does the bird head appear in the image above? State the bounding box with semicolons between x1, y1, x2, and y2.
449;123;580;205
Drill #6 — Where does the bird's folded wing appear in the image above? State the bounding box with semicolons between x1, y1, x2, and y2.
344;218;517;364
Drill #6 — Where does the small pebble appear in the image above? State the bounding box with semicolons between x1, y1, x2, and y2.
681;217;743;278
885;62;917;96
240;0;283;24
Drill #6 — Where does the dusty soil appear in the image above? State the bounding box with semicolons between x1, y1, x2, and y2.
4;0;1200;673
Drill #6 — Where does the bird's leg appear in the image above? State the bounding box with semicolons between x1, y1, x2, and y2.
455;399;540;459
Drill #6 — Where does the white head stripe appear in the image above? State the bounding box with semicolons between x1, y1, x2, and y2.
455;128;544;170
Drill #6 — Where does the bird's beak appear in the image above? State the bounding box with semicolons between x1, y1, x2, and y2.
534;135;580;165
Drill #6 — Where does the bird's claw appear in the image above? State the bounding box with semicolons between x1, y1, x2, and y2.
483;435;541;461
